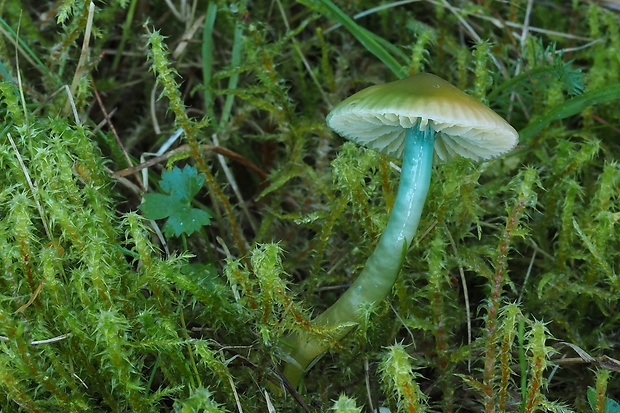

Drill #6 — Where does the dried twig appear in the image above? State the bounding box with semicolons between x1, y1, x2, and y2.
112;143;267;182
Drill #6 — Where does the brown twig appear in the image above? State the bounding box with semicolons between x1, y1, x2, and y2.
112;144;268;182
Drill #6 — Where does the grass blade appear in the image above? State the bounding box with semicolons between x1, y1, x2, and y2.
519;83;620;141
298;0;406;78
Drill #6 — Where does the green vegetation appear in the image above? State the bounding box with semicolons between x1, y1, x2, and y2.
1;1;619;411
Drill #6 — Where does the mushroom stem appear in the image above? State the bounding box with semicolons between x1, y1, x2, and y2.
284;121;436;386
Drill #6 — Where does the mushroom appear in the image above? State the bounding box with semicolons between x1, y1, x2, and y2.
283;73;518;386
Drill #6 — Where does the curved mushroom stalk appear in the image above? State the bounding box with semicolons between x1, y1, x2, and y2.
283;73;518;387
283;122;436;386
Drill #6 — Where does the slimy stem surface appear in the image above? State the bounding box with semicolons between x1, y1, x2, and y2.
284;122;436;386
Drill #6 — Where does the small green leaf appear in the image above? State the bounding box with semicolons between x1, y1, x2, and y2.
139;166;211;237
587;387;620;413
160;164;206;202
140;193;177;220
164;206;211;238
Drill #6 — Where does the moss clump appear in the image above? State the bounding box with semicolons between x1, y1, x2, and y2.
1;1;619;411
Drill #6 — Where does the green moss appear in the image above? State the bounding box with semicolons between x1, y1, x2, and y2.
1;0;619;411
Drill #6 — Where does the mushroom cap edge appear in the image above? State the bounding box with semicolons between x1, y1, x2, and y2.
326;73;519;162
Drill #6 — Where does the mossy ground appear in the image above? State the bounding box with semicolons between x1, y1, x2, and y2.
1;1;619;412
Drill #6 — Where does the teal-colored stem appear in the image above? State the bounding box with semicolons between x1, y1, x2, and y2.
283;123;436;386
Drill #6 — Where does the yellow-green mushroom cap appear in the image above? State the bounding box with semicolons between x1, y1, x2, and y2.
326;73;519;162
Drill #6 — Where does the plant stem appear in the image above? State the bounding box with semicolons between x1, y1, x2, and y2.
284;122;436;386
